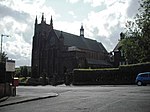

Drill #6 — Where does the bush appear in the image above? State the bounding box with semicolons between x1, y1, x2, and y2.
19;77;30;85
73;62;150;85
73;68;119;85
118;62;150;84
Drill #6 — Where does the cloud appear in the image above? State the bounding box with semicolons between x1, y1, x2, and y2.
55;0;132;52
0;1;33;66
0;0;59;67
83;0;104;7
0;4;30;23
127;0;140;18
0;0;140;67
55;20;81;35
83;0;121;8
3;34;31;67
68;11;77;18
80;0;130;51
66;0;80;4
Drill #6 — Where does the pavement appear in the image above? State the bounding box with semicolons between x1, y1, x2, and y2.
1;85;150;112
0;91;58;107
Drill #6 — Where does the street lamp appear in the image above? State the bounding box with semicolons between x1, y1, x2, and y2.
1;34;10;53
0;34;10;96
0;34;10;62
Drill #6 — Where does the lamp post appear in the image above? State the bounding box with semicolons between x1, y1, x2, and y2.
1;34;10;53
0;34;10;96
0;34;10;62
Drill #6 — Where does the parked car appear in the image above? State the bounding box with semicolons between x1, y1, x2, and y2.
135;72;150;86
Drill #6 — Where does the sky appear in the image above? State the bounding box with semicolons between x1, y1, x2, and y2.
0;0;140;67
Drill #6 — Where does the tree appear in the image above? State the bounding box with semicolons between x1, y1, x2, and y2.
20;66;28;77
0;52;7;63
121;37;140;64
122;0;150;64
15;68;21;77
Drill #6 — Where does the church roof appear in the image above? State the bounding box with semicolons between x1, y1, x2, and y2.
54;29;107;53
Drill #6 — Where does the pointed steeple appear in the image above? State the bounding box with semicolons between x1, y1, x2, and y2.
35;15;37;24
50;15;53;27
34;15;38;35
41;13;44;23
80;23;84;37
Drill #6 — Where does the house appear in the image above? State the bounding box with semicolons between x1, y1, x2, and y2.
113;32;128;67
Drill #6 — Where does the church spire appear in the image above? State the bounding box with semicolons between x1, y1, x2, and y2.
50;15;53;27
41;13;44;23
35;15;37;24
34;15;38;35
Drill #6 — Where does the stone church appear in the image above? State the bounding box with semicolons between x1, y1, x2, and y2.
31;13;111;82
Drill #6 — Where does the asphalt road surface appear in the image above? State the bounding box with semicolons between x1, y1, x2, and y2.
0;85;150;112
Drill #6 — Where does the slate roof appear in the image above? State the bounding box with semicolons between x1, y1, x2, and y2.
54;29;107;53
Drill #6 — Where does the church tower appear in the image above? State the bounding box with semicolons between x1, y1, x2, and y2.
80;24;84;37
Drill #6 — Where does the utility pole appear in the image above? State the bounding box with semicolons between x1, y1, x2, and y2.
0;34;10;96
1;34;10;53
0;34;10;62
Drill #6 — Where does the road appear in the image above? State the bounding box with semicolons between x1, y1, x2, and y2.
0;85;150;112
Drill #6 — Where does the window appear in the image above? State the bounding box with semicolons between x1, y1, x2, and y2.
141;74;148;77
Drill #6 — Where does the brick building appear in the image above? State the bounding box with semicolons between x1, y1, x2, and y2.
113;33;128;67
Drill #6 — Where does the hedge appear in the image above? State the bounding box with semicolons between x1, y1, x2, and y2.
118;62;150;84
72;62;150;85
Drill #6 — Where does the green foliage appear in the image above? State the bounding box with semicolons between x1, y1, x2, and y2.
15;66;31;78
122;0;150;64
20;66;28;77
73;62;150;85
74;68;119;71
121;38;140;64
15;67;21;77
19;77;30;85
19;77;28;83
0;52;7;63
73;68;119;85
